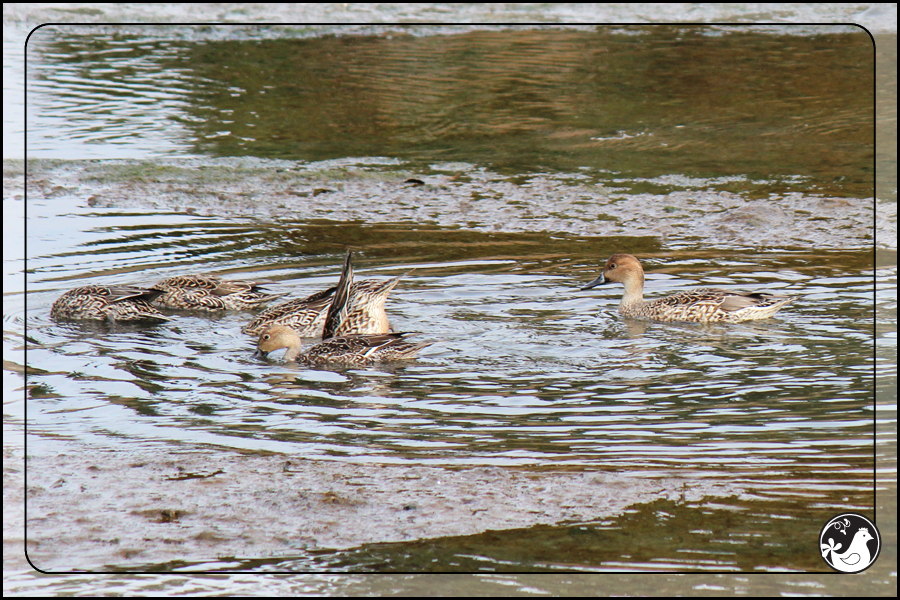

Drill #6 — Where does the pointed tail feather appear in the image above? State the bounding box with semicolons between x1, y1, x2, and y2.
322;250;354;339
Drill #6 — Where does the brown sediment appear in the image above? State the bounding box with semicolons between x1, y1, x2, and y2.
10;443;743;572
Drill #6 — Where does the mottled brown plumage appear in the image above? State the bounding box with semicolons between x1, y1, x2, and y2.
581;254;795;323
243;252;401;337
51;285;170;322
255;325;428;365
242;287;337;336
254;251;428;364
150;274;284;311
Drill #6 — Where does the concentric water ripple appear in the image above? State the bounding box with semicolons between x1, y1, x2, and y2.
21;208;878;484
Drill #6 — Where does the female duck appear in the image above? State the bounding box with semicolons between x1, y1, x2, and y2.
242;286;337;336
51;285;170;322
150;274;283;311
254;252;428;364
581;254;795;323
243;253;402;336
255;324;428;365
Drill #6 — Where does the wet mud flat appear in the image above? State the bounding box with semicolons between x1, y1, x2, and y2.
8;443;741;572
11;158;886;250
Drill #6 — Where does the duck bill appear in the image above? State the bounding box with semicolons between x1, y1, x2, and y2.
253;348;269;359
580;274;607;291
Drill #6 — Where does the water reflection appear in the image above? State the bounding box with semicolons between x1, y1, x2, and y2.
26;25;873;197
263;495;847;573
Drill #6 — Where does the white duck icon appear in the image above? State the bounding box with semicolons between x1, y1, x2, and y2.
823;527;874;572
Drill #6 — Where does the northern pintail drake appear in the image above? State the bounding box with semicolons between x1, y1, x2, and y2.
242;252;402;336
51;285;170;322
150;274;284;311
254;252;429;364
581;254;795;323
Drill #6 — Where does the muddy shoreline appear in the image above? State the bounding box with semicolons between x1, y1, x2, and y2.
7;442;742;572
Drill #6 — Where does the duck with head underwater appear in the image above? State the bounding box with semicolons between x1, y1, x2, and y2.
254;251;430;365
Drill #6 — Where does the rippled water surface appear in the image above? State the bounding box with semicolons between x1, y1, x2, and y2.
5;18;894;592
22;209;878;466
18;206;887;575
23;25;874;198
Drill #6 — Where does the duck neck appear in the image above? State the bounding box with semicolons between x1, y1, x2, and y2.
619;272;645;311
283;337;304;362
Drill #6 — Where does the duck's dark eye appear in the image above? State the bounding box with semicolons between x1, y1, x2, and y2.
262;334;270;341
609;263;616;270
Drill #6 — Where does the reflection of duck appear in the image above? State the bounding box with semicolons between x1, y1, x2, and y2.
824;527;874;572
581;254;795;323
254;252;429;365
243;253;402;336
51;285;170;322
150;274;284;311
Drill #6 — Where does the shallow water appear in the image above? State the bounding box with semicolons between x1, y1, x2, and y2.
23;25;874;199
4;17;895;595
27;228;876;472
17;211;885;570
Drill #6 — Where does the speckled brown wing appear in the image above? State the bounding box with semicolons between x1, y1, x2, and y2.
718;291;790;312
51;285;170;321
302;333;429;364
150;274;283;311
151;275;225;292
242;287;337;335
634;288;794;323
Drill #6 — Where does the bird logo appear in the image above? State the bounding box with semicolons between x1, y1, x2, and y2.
820;514;881;573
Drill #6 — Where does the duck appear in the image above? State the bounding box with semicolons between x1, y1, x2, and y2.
242;252;402;336
580;253;795;323
50;284;170;322
150;274;284;311
254;325;428;365
241;286;337;336
254;252;429;364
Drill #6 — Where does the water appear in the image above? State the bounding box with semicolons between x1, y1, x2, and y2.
17;203;885;575
25;218;876;471
4;16;895;597
23;26;873;200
